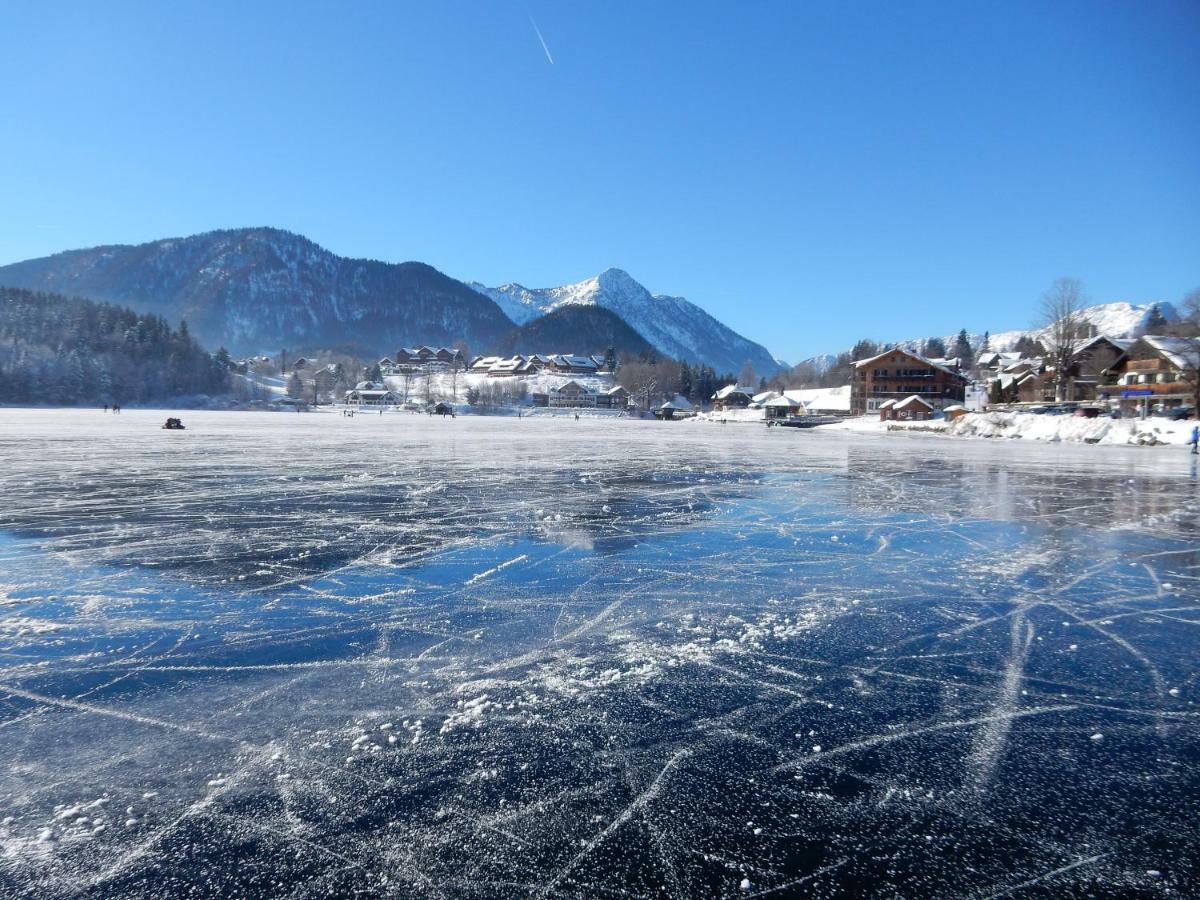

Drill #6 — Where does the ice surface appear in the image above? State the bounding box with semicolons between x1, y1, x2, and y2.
0;408;1198;897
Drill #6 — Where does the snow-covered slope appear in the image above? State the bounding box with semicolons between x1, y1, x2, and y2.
983;301;1177;352
899;301;1178;356
471;268;783;376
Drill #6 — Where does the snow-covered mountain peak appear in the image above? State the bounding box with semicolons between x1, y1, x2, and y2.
594;267;649;298
471;270;782;376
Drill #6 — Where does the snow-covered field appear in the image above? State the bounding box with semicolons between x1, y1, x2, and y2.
0;409;1198;898
810;412;1198;447
946;411;1197;445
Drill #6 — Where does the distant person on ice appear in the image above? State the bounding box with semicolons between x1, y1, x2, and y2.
1191;424;1199;455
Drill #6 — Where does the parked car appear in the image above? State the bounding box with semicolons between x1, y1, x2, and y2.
1169;407;1195;421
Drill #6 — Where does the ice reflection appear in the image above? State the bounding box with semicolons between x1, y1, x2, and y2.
0;410;1197;898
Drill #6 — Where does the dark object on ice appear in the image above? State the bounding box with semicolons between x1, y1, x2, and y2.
772;415;839;429
162;417;185;430
434;402;454;418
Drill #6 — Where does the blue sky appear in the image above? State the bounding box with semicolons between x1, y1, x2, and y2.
2;0;1197;362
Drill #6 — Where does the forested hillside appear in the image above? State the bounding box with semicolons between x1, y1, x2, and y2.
0;287;229;405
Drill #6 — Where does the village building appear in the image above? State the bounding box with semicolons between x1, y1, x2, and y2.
595;385;630;410
780;385;852;416
311;364;340;397
711;385;754;410
878;395;934;421
655;396;695;420
1054;336;1131;401
548;381;598;408
851;348;967;415
545;355;600;375
344;383;400;406
763;395;803;419
1016;371;1050;404
467;353;609;377
384;347;465;373
1104;336;1196;413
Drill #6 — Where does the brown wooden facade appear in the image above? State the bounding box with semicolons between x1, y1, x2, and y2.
851;349;967;415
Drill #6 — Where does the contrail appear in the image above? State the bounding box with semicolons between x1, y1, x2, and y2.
528;13;554;64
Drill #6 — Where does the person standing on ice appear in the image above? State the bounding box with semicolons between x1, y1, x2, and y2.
1190;424;1199;455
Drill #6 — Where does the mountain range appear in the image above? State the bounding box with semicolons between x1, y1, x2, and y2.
0;228;783;376
471;269;782;377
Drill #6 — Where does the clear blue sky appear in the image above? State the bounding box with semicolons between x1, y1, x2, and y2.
2;0;1197;362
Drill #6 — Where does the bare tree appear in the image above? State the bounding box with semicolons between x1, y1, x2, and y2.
1040;277;1087;402
738;360;758;388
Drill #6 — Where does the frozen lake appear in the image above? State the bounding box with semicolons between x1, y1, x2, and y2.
1;408;1198;898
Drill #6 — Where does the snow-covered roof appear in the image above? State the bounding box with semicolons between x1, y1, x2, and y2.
764;395;800;407
348;389;395;399
853;348;965;379
894;395;934;409
354;381;383;390
1002;359;1040;373
752;390;779;404
1141;335;1197;372
780;385;851;412
878;399;897;409
943;404;966;413
713;384;754;399
660;395;693;410
553;355;598;369
488;357;525;373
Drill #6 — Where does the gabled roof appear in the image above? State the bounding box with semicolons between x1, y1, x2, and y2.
1073;334;1128;358
488;357;524;372
554;355;598;368
1140;335;1197;372
894;394;934;409
853;347;966;380
713;384;754;399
